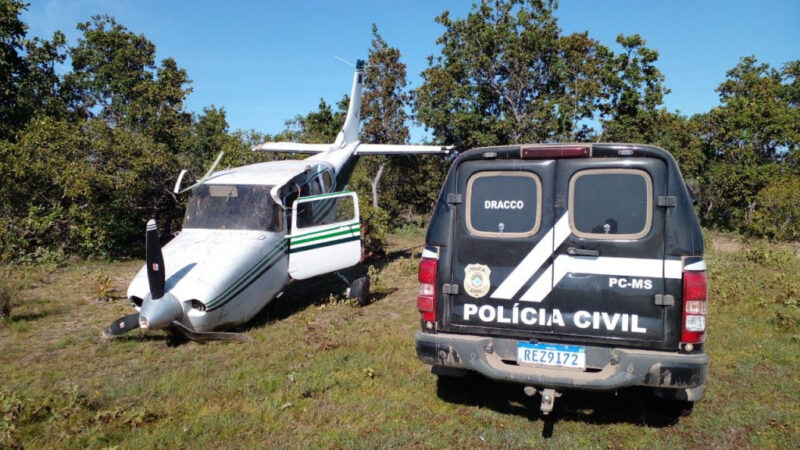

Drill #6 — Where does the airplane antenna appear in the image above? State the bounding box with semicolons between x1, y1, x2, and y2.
334;55;356;67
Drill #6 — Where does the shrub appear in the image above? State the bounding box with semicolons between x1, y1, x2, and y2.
743;240;796;267
748;176;800;241
0;266;24;322
358;203;391;259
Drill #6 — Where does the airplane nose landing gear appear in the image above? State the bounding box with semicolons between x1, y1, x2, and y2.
338;272;371;306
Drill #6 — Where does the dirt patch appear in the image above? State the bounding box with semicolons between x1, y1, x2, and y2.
711;235;742;254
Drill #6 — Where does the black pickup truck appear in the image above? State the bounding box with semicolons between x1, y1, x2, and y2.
415;143;708;415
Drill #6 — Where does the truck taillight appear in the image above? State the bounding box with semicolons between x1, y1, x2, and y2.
521;145;591;159
417;258;438;324
681;270;708;344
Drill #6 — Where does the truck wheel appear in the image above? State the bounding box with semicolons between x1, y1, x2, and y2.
349;276;370;306
435;370;476;403
435;374;462;401
669;400;694;417
649;389;695;422
653;387;697;416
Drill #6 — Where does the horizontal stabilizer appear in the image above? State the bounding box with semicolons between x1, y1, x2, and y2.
355;144;453;155
253;142;332;153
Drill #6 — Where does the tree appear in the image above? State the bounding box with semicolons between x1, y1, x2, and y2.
646;110;704;179
0;115;180;259
599;34;669;142
781;60;800;172
701;56;799;165
415;0;611;148
0;0;27;140
187;106;265;171
0;0;68;140
692;56;800;233
16;31;68;123
360;24;411;208
277;97;345;144
65;15;193;150
750;175;800;241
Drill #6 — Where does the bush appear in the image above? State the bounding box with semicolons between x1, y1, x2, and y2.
743;240;795;267
0;267;24;322
0;118;182;261
358;203;391;259
748;176;800;241
695;162;777;233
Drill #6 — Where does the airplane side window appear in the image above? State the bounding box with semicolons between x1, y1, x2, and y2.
322;171;333;192
297;184;314;228
332;195;355;223
295;194;355;230
310;178;323;196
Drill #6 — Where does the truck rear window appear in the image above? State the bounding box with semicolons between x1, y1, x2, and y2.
466;171;541;238
568;168;652;239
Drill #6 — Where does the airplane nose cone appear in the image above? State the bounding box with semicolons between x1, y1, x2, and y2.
139;292;182;331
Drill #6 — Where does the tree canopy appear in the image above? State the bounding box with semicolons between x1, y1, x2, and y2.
414;0;670;147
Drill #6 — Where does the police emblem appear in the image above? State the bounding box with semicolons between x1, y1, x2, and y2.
464;264;491;298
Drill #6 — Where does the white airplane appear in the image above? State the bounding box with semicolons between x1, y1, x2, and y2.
103;60;451;341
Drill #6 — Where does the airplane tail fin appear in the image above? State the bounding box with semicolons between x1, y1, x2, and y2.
335;59;365;148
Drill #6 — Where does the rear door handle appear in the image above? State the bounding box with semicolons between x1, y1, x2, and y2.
567;247;599;257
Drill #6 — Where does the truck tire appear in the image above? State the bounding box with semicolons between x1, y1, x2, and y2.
650;390;695;420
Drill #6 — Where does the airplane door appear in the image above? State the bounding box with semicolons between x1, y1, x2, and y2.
288;191;361;280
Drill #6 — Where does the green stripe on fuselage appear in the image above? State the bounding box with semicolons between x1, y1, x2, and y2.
291;226;360;246
290;222;359;240
288;235;361;254
205;240;288;308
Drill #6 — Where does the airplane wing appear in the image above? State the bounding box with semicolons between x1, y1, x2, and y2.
252;142;332;153
355;144;453;155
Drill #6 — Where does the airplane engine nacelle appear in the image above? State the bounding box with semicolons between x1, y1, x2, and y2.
139;292;182;331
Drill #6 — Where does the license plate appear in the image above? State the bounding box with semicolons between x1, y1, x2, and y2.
517;342;586;369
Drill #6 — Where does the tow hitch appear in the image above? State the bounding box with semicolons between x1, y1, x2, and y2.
524;386;562;415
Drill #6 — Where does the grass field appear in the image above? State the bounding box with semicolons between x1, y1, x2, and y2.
1;228;798;448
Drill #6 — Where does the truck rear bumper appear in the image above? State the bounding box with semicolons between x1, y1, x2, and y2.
415;331;708;399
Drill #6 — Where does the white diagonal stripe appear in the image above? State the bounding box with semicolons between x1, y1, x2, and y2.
519;265;553;302
518;212;572;302
489;227;553;299
490;212;569;300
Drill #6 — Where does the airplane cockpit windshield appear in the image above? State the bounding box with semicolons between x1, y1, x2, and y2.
183;184;281;231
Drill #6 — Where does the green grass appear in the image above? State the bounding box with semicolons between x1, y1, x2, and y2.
1;228;798;448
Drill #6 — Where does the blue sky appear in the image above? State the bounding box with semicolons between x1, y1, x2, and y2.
23;0;800;143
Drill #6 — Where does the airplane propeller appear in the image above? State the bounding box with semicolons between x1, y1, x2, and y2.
138;219;182;331
101;312;140;339
145;219;165;299
102;218;181;338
